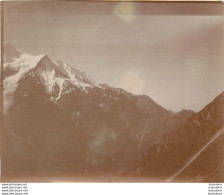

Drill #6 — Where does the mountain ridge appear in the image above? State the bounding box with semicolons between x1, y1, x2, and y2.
3;42;195;115
129;90;224;182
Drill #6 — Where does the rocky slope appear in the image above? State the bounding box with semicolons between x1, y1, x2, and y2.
130;92;224;182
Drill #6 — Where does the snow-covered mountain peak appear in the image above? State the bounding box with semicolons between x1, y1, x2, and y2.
3;44;100;113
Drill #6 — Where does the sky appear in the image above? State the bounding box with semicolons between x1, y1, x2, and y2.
3;1;224;112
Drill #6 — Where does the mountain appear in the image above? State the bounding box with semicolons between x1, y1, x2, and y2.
1;43;195;182
129;92;224;182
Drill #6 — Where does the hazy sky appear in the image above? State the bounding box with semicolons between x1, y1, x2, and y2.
4;1;224;112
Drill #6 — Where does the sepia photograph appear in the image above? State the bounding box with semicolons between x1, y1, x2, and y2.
1;1;224;183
